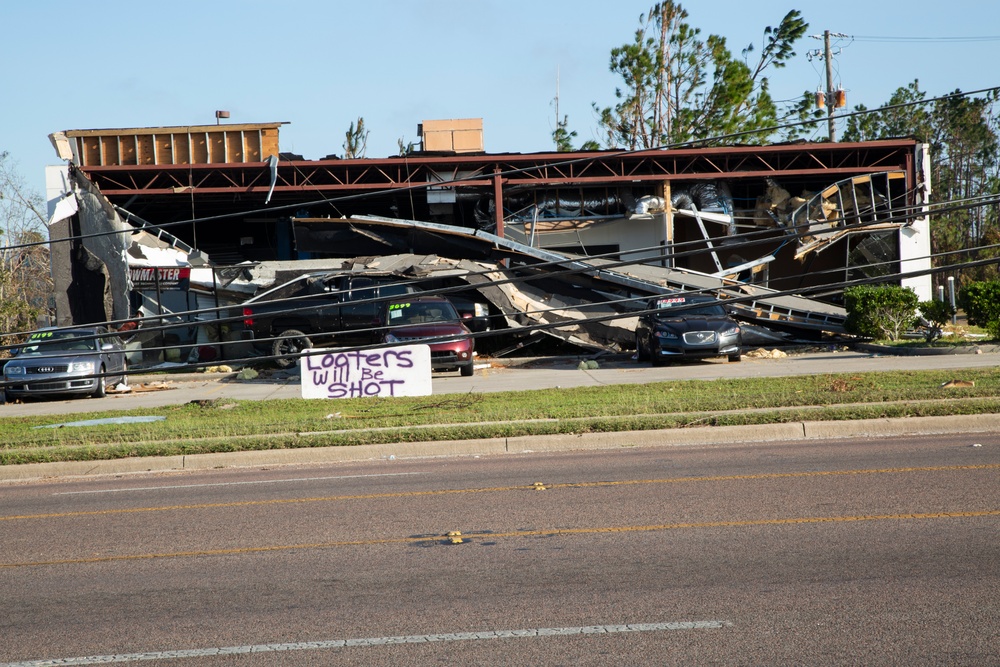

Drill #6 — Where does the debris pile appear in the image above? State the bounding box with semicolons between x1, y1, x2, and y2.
754;180;815;227
745;348;788;359
753;173;901;260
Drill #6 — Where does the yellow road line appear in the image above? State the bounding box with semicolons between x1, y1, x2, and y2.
2;510;997;569
2;464;998;522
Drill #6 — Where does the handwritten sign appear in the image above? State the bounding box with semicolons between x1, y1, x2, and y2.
300;345;432;399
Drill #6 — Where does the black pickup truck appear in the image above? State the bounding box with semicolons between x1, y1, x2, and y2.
237;272;489;367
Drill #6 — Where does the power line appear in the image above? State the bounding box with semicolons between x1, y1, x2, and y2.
5;190;997;353
850;35;1000;43
4;93;999;372
5;239;997;383
0;86;984;257
5;169;1000;370
5;181;996;346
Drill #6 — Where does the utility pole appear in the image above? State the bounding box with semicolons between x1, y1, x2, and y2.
824;30;836;142
808;31;848;142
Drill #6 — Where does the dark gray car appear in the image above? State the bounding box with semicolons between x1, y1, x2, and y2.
635;295;742;365
2;327;128;401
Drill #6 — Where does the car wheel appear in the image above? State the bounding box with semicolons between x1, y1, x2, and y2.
648;336;667;366
93;365;107;398
460;363;474;377
634;333;647;362
272;330;312;369
728;352;742;363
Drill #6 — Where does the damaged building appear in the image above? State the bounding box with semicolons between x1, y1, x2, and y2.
43;120;932;362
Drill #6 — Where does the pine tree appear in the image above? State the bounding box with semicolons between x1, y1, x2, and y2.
593;3;808;148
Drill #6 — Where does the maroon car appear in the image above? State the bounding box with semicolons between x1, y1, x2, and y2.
382;297;475;376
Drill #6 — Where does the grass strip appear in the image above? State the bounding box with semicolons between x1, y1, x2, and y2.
2;368;998;465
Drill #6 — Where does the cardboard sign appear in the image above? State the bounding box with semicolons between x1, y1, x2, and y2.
300;345;432;399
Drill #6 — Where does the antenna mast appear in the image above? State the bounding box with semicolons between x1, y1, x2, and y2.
555;66;560;128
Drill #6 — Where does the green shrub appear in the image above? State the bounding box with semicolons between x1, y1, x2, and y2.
843;285;919;341
917;299;955;342
959;280;1000;339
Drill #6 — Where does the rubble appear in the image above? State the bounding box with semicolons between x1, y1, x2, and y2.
745;348;789;359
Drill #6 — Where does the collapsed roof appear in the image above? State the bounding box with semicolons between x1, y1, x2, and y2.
254;214;850;350
46;127;930;350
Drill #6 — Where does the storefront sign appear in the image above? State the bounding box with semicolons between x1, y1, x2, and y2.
129;266;191;290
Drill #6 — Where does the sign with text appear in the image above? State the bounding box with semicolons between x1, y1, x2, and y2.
129;266;191;290
300;345;432;399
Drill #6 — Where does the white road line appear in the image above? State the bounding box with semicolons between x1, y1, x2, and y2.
52;472;426;495
0;621;732;666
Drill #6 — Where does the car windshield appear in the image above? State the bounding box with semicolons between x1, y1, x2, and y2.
652;300;727;318
387;301;458;325
17;332;100;355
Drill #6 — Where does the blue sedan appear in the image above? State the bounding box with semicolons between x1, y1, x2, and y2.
2;327;128;401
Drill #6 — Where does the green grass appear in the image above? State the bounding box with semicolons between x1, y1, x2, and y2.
2;368;999;465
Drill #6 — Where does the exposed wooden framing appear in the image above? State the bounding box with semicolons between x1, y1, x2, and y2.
136;134;155;165
660;181;672;269
65;123;284;167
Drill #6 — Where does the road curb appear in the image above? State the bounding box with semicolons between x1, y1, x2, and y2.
1;413;996;483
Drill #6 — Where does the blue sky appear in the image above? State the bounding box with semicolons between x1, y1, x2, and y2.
2;0;998;195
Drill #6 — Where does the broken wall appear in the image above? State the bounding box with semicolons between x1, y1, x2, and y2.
49;168;132;325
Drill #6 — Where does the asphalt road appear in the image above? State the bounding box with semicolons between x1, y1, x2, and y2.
1;434;997;665
3;347;999;417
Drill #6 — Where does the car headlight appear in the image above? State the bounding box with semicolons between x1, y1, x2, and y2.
5;365;25;376
69;360;96;373
473;303;488;317
384;333;400;344
655;330;678;340
722;326;741;336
